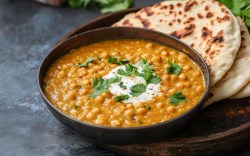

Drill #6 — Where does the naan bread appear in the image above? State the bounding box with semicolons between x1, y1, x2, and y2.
113;0;241;86
230;18;250;99
204;18;250;106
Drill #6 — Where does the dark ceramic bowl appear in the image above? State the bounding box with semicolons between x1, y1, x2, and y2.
37;27;210;144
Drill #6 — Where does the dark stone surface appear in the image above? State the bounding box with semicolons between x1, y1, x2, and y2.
0;0;249;155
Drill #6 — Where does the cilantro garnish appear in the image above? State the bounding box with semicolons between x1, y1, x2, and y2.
217;0;250;28
108;56;129;65
74;105;80;109
117;64;139;76
78;58;94;68
119;82;127;89
130;84;147;97
139;59;161;84
90;76;120;98
69;0;133;14
166;61;182;75
114;95;129;102
145;105;151;110
169;92;188;106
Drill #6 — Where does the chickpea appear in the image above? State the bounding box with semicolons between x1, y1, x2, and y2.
66;91;76;100
88;63;94;68
156;102;164;108
168;88;177;96
106;99;115;105
79;88;88;95
179;73;187;80
135;102;144;109
78;69;88;77
95;118;105;125
145;43;153;49
82;79;91;85
159;46;167;51
170;51;177;55
196;86;204;93
86;112;96;120
111;119;122;126
58;70;66;78
88;68;96;74
176;82;184;89
76;100;84;106
136;108;147;115
70;82;77;89
115;106;125;114
161;51;168;56
101;51;109;59
182;82;190;88
62;65;68;70
101;92;110;98
95;96;105;103
158;92;165;99
112;51;118;56
126;104;134;109
92;108;101;114
162;75;170;81
164;64;170;69
178;54;187;62
167;106;175;113
142;53;150;59
183;65;191;71
171;75;178;81
124;109;135;117
193;71;200;77
151;56;161;63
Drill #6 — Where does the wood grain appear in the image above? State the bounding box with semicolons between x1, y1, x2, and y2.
59;7;250;155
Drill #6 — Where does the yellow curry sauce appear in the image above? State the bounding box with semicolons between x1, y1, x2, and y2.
43;40;205;127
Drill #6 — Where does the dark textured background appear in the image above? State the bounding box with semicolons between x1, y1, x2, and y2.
0;0;249;155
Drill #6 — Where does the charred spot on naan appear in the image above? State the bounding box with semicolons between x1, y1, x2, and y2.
206;12;214;18
201;27;212;40
135;15;151;28
239;30;246;50
184;0;198;12
216;15;230;23
170;24;196;39
140;7;154;17
197;13;204;19
183;17;195;24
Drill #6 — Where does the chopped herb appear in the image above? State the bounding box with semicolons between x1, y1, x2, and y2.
108;56;129;65
119;82;127;89
145;105;151;110
114;95;129;102
169;92;188;106
68;0;92;8
95;0;133;14
117;64;139;76
90;76;120;98
139;59;161;84
78;58;94;68
74;105;80;109
217;0;250;28
98;57;102;60
166;61;182;75
130;84;147;97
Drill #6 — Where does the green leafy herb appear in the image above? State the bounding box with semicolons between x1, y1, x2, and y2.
119;82;127;89
114;95;129;102
169;92;188;106
166;61;182;75
69;0;133;14
108;56;129;65
117;64;139;76
74;105;80;109
145;105;151;110
90;76;120;98
98;57;102;60
78;58;94;68
139;59;161;84
130;84;147;97
69;0;92;8
217;0;250;28
95;0;133;14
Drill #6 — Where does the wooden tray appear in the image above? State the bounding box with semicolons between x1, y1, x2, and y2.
59;7;250;155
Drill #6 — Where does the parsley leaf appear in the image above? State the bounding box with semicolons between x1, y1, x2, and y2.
108;56;129;65
117;64;139;76
95;0;133;14
114;95;129;102
166;61;182;75
69;0;92;8
78;58;94;68
119;82;127;89
90;76;120;98
130;84;147;97
169;92;188;106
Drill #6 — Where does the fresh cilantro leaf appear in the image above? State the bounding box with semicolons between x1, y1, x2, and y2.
78;58;94;68
95;0;133;14
108;56;129;65
114;95;129;102
90;76;120;98
119;82;127;89
69;0;92;8
166;61;182;75
74;105;80;109
117;64;139;76
130;84;147;97
169;92;188;106
148;75;161;84
138;59;161;84
145;105;151;110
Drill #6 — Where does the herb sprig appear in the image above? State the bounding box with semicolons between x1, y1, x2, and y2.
78;58;94;68
166;61;182;75
114;95;129;101
130;84;147;97
169;92;188;106
68;0;133;14
108;56;129;65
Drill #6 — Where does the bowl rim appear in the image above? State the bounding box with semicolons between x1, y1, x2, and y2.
37;26;210;130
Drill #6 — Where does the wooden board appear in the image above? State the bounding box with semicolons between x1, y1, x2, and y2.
59;7;250;155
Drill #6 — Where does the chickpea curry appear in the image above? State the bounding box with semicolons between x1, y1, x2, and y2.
43;39;205;127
